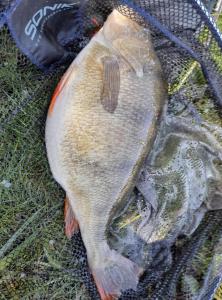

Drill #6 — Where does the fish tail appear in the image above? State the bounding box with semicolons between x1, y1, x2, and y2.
90;245;141;299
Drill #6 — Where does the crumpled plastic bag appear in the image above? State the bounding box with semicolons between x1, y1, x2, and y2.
108;105;222;286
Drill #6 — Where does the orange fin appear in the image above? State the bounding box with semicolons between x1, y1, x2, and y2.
91;247;141;300
64;197;79;239
93;274;118;300
48;65;74;115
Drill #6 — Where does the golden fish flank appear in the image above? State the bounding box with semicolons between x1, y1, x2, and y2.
45;9;167;300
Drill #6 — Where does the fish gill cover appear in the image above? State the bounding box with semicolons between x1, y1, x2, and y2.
0;0;222;299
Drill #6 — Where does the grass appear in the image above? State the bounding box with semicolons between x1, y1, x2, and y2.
0;28;89;299
0;9;222;300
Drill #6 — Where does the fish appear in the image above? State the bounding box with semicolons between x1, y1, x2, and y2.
45;8;167;300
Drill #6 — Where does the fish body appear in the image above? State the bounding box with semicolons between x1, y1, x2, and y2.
45;9;167;299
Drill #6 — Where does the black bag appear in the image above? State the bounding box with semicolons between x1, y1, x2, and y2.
2;0;104;70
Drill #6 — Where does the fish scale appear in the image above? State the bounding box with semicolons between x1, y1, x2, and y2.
45;9;167;299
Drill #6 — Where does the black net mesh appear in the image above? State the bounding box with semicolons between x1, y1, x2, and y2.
1;0;222;299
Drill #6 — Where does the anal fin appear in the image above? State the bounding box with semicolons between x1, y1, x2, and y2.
64;196;79;239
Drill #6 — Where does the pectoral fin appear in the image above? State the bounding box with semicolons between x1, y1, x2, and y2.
101;56;120;113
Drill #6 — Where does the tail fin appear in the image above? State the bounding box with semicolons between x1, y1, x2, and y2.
91;247;141;300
